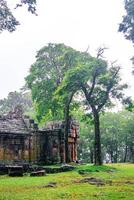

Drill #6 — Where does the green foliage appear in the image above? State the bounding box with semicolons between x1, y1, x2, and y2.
0;0;37;32
125;99;134;111
58;54;128;114
73;109;134;163
0;0;19;32
100;111;134;163
75;109;134;162
0;90;34;116
26;43;82;123
119;0;134;43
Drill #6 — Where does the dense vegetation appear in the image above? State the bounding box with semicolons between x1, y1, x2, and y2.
77;110;134;163
0;91;33;115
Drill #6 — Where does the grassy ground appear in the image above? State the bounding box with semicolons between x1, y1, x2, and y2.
0;163;133;200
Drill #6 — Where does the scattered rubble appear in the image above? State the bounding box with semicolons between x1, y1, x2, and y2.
79;177;105;186
38;182;57;188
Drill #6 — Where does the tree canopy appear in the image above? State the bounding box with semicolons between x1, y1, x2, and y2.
57;49;129;165
26;43;80;123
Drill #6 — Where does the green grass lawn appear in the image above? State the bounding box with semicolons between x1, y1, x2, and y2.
0;163;133;200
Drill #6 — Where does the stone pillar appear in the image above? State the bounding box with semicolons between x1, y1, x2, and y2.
0;136;4;161
74;142;77;161
28;136;32;163
60;141;65;163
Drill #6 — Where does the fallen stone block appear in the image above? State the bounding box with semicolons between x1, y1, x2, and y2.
8;166;23;177
80;177;105;186
30;170;46;176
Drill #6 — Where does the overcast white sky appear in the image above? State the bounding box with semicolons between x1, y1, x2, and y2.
0;0;134;100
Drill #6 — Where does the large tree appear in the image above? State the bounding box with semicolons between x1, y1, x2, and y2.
26;43;82;162
0;0;37;32
58;52;128;165
26;43;77;121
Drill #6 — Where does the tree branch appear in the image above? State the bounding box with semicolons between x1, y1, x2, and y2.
97;67;120;112
88;69;98;99
97;67;120;111
96;47;108;59
80;83;89;102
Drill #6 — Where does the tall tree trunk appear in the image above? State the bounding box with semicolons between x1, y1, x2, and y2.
92;109;102;165
90;148;94;163
114;143;118;163
124;145;128;163
124;135;128;163
129;146;134;163
64;93;74;163
110;150;114;163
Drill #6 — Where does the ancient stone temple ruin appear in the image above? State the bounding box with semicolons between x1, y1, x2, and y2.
0;107;79;164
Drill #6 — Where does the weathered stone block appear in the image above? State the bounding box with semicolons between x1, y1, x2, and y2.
30;170;46;176
8;166;23;177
